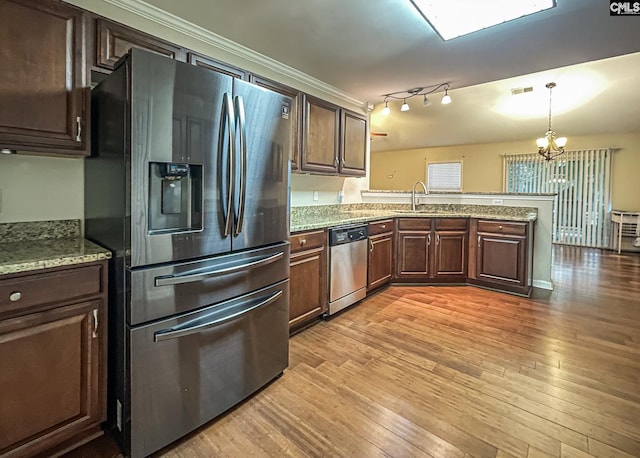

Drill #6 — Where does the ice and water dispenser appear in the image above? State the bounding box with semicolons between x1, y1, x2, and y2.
148;162;203;234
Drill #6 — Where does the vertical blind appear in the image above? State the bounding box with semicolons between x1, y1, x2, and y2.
504;149;612;248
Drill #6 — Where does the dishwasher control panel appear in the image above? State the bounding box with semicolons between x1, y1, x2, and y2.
329;226;368;246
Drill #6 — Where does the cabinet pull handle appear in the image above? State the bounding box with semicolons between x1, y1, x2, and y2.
436;234;440;243
427;234;431;245
380;224;386;229
334;156;339;167
92;309;99;338
9;291;21;302
478;235;481;245
369;239;374;252
76;116;82;142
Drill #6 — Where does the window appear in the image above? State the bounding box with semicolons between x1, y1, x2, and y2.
504;149;612;248
426;161;462;192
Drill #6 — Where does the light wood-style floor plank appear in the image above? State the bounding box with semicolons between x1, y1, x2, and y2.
67;246;640;458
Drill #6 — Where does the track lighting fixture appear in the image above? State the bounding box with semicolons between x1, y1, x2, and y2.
441;86;451;105
380;83;452;115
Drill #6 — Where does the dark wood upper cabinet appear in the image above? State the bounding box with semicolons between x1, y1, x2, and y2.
340;110;367;176
0;0;88;155
188;52;248;80
250;75;302;171
95;18;184;70
301;95;340;174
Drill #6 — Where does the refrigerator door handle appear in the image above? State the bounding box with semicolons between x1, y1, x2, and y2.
153;289;283;342
154;251;284;287
234;95;247;236
219;92;235;237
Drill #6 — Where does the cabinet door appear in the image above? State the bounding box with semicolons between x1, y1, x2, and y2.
188;52;248;80
95;18;183;70
395;231;431;280
301;95;340;174
0;301;103;457
289;247;327;331
340;110;367;176
251;75;302;172
0;0;87;154
368;233;393;291
477;234;527;286
434;231;468;279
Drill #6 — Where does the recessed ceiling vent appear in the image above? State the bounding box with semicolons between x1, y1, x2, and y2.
511;86;534;96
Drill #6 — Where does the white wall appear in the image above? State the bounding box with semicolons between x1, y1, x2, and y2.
291;173;370;207
0;154;84;223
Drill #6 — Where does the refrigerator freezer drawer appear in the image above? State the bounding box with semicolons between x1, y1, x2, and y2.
128;242;289;325
127;280;289;458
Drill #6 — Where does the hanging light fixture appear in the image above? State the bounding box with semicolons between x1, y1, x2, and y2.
380;82;452;114
441;85;452;104
537;82;567;161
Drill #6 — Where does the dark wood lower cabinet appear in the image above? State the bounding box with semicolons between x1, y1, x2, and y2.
0;262;107;457
289;230;327;332
469;219;532;295
394;218;468;283
367;233;393;291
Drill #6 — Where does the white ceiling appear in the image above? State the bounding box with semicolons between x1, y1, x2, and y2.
141;0;640;152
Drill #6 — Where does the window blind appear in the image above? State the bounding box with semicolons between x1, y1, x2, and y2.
503;149;612;248
427;161;462;191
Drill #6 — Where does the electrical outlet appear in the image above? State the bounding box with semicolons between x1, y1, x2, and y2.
492;199;504;205
313;190;319;201
338;190;345;203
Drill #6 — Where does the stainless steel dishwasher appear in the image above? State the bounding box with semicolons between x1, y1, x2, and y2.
328;225;369;315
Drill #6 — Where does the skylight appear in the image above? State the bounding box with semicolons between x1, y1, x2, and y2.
409;0;557;40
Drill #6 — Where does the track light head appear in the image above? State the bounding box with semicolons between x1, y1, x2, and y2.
400;99;410;112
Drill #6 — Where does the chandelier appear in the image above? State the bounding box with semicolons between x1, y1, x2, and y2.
381;83;451;115
536;82;567;161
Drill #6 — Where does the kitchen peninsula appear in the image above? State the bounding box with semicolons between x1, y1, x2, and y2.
288;199;543;330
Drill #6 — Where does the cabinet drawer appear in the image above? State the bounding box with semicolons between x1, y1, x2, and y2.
368;219;394;236
0;264;104;316
290;230;326;253
435;218;468;230
477;220;527;236
397;218;431;231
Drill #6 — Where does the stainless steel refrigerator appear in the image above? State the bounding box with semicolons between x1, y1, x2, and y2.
85;48;291;458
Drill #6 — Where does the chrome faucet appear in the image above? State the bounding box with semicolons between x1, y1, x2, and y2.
412;181;428;211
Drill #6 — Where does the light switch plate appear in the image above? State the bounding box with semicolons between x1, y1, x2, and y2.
313;190;319;201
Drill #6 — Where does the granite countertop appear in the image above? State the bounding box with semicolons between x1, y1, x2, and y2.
0;220;112;275
291;203;537;232
363;190;556;196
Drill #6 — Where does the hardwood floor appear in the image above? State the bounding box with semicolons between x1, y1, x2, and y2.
67;246;640;458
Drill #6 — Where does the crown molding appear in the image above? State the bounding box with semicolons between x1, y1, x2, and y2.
96;0;365;109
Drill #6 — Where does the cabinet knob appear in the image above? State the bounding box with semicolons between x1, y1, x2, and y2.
498;225;503;231
380;224;386;229
9;291;22;302
300;238;307;246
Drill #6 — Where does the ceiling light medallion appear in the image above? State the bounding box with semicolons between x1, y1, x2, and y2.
380;83;452;115
537;82;567;161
